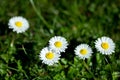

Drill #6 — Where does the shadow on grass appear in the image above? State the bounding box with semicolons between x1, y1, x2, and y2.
8;42;39;78
0;22;11;36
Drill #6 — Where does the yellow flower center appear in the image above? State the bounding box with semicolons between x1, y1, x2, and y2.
15;21;22;27
101;42;109;49
54;41;62;48
45;52;54;59
80;49;88;55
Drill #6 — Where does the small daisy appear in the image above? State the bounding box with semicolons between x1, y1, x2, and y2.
95;36;115;55
8;16;29;33
49;36;68;53
74;44;93;59
39;47;61;66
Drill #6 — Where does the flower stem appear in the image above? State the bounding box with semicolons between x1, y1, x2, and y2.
83;60;97;80
29;0;51;28
10;34;15;47
22;45;27;55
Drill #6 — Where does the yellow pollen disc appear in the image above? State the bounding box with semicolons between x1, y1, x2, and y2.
54;41;62;48
45;52;54;59
15;21;22;27
80;49;88;55
101;42;109;49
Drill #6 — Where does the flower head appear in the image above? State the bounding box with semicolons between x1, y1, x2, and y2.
39;47;61;66
95;36;115;55
49;36;68;53
8;16;29;33
74;44;93;59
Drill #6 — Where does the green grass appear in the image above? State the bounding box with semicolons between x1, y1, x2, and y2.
0;0;120;80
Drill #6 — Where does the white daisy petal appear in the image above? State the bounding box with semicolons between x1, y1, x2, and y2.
49;36;68;53
39;47;61;66
74;44;93;59
95;36;115;55
8;16;29;33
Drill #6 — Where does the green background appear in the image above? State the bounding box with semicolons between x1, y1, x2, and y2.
0;0;120;80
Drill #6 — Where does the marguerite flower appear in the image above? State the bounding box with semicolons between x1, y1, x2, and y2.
95;36;115;55
49;36;68;53
8;16;29;33
74;44;93;59
39;47;61;66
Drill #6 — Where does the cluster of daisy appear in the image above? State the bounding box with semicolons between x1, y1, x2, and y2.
39;36;68;66
8;16;115;66
75;36;115;60
39;36;115;66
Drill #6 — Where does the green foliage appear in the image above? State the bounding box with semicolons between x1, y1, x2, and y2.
0;0;120;79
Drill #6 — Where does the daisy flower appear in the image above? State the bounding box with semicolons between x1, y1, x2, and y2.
74;44;93;59
39;47;61;66
49;36;68;53
8;16;29;33
95;36;115;55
